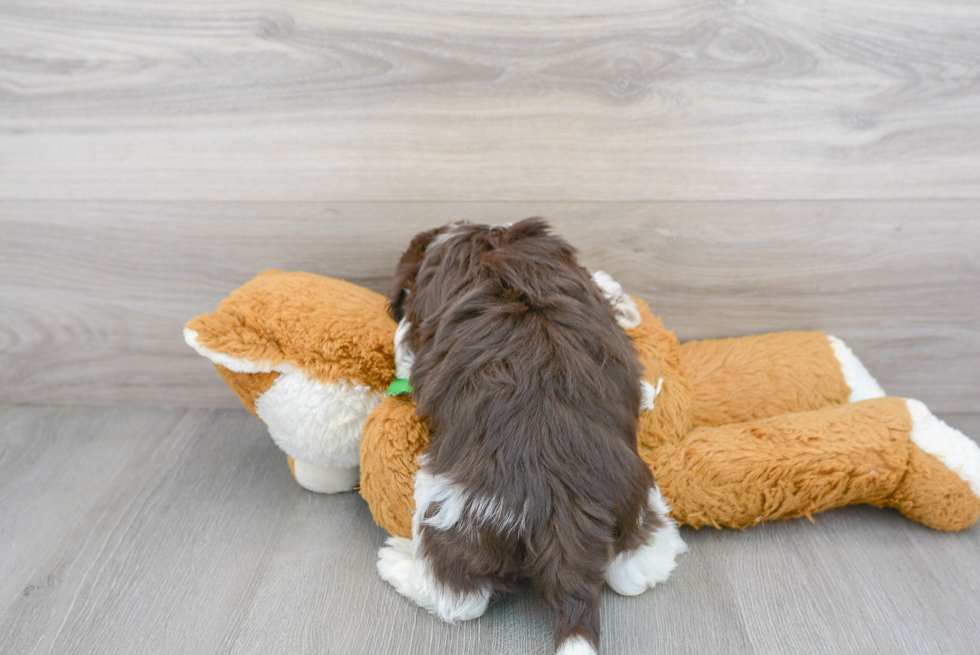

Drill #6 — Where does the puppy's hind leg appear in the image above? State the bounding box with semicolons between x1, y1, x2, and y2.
376;467;492;623
376;532;492;623
605;485;688;596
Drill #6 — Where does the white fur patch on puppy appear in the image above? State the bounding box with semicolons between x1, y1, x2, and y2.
414;468;469;532
827;335;886;402
591;271;642;329
640;378;664;411
394;317;416;380
376;536;419;598
426;222;466;252
605;487;688;596
556;635;598;655
413;467;524;536
905;399;980;498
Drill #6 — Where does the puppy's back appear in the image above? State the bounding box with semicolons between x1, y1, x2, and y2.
409;220;653;652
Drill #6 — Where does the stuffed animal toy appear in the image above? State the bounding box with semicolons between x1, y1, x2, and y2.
185;269;980;536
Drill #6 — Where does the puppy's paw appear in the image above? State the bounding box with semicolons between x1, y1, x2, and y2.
606;488;688;596
377;536;492;622
377;536;419;598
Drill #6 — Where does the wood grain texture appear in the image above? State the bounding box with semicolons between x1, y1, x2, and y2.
1;407;978;654
2;0;980;201
0;407;147;609
2;200;979;410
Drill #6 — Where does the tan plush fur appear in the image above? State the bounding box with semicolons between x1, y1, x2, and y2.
214;366;278;418
188;272;980;535
882;442;980;530
187;270;396;391
359;396;430;539
646;398;913;529
628;298;693;449
679;331;852;427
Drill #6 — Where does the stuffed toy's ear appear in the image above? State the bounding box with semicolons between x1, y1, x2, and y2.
185;270;397;493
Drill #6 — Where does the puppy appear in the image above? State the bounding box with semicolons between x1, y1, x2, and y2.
376;219;686;655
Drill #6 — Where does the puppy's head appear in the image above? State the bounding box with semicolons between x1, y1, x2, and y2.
387;219;554;322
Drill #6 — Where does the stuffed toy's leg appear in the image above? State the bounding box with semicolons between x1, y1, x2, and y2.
641;397;980;531
361;332;980;535
214;364;371;493
364;395;980;536
678;331;884;427
360;396;429;538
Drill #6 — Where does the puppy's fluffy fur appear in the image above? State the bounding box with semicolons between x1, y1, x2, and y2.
376;219;686;655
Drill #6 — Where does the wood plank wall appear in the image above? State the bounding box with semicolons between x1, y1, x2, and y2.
2;1;979;411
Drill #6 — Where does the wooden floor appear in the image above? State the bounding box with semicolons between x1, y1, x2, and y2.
1;405;978;655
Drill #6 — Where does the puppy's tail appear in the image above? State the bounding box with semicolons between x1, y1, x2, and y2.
548;590;600;655
529;503;607;655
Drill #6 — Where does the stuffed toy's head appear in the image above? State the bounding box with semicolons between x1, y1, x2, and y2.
185;270;396;492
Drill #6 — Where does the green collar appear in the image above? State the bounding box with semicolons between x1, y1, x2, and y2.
387;378;413;396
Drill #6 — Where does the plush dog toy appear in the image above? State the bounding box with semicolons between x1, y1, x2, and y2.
185;269;980;535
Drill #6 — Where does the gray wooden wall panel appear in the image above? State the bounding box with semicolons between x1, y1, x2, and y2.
2;200;979;410
1;0;979;201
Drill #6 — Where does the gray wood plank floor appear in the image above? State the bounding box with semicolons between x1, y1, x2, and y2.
2;405;978;654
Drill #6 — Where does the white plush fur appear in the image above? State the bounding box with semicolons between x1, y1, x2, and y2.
905;399;980;498
827;335;886;401
184;328;284;374
291;460;360;494
186;327;382;478
556;636;598;655
184;328;382;482
640;378;663;411
591;271;641;329
377;464;493;623
254;372;382;470
605;487;688;597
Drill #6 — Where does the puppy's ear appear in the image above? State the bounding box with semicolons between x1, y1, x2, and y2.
387;228;442;321
501;217;551;245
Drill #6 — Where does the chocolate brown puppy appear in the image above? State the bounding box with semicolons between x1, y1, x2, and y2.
376;219;686;655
